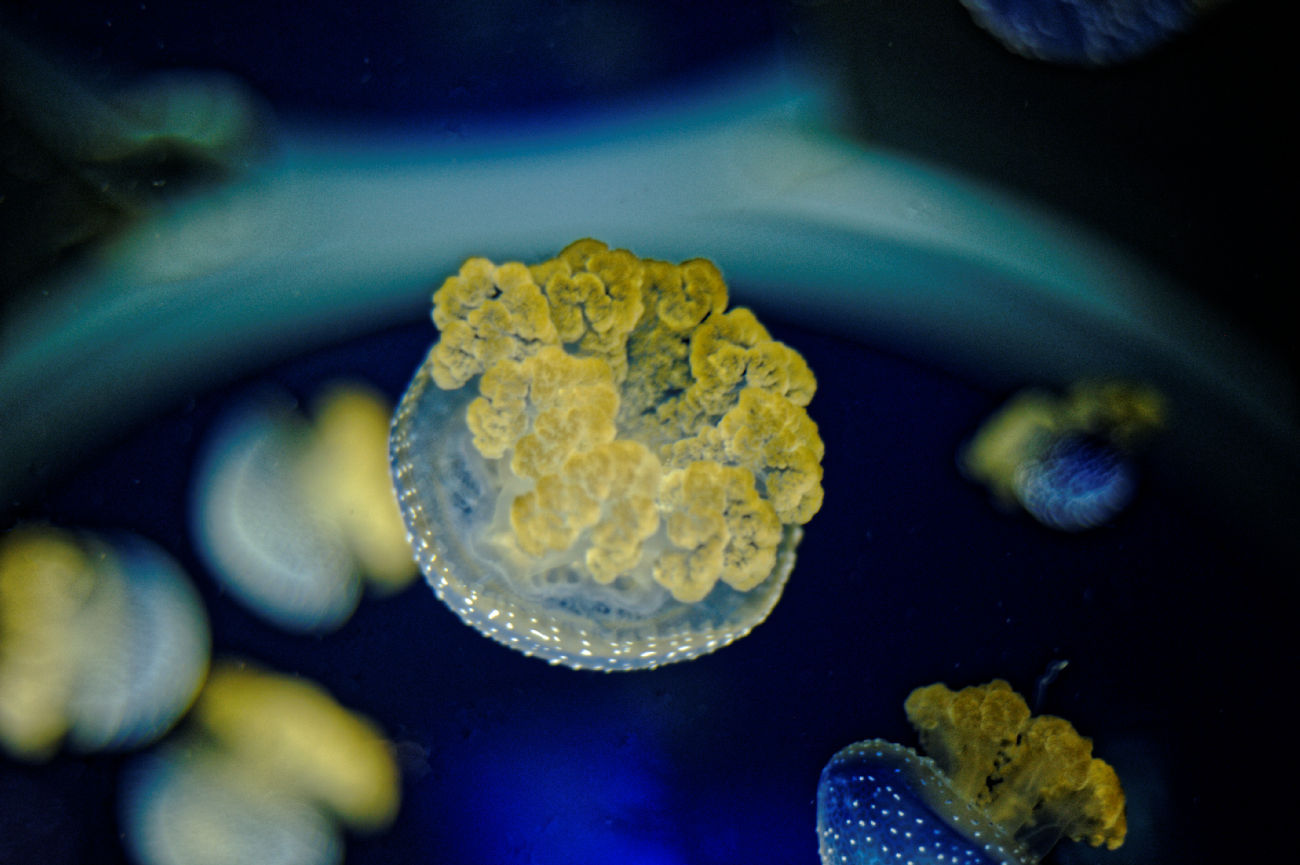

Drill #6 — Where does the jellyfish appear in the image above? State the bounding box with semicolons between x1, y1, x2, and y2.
817;680;1126;865
120;659;400;865
389;239;824;670
192;381;417;633
959;380;1164;531
958;0;1218;65
0;525;209;759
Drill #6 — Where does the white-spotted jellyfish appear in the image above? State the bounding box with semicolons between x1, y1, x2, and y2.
390;239;825;670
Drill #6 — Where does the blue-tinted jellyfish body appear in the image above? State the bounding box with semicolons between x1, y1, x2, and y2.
1013;432;1135;531
960;380;1163;531
959;0;1203;65
818;681;1127;865
817;740;1032;865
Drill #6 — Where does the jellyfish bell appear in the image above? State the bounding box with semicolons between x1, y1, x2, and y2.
390;240;824;671
818;739;1033;865
63;534;211;753
120;742;345;865
191;382;416;634
1013;431;1136;531
958;0;1214;66
192;395;363;633
816;680;1127;865
391;364;803;670
119;658;400;865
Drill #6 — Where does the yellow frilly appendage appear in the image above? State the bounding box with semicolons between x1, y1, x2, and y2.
428;239;824;605
905;679;1127;852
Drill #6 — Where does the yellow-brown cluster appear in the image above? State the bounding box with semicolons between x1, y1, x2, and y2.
904;679;1127;851
427;239;824;603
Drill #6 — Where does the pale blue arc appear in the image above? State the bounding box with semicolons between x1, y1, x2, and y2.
1;62;1294;553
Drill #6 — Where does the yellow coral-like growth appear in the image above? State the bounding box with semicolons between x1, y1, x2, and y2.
429;239;823;605
430;257;559;390
655;461;783;602
904;679;1127;852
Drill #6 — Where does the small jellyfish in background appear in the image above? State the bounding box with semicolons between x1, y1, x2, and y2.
817;679;1126;865
120;659;401;865
959;380;1164;531
0;525;209;760
192;381;417;633
958;0;1222;66
390;239;825;670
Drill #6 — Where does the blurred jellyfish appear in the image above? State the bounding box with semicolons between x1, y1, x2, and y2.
120;744;344;865
390;239;825;670
958;0;1220;65
192;394;360;630
297;383;421;594
120;659;400;865
190;661;401;831
0;526;209;760
817;680;1126;865
192;381;416;632
959;380;1164;531
1014;432;1135;531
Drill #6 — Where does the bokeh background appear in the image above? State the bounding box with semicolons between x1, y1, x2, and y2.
4;0;1289;370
